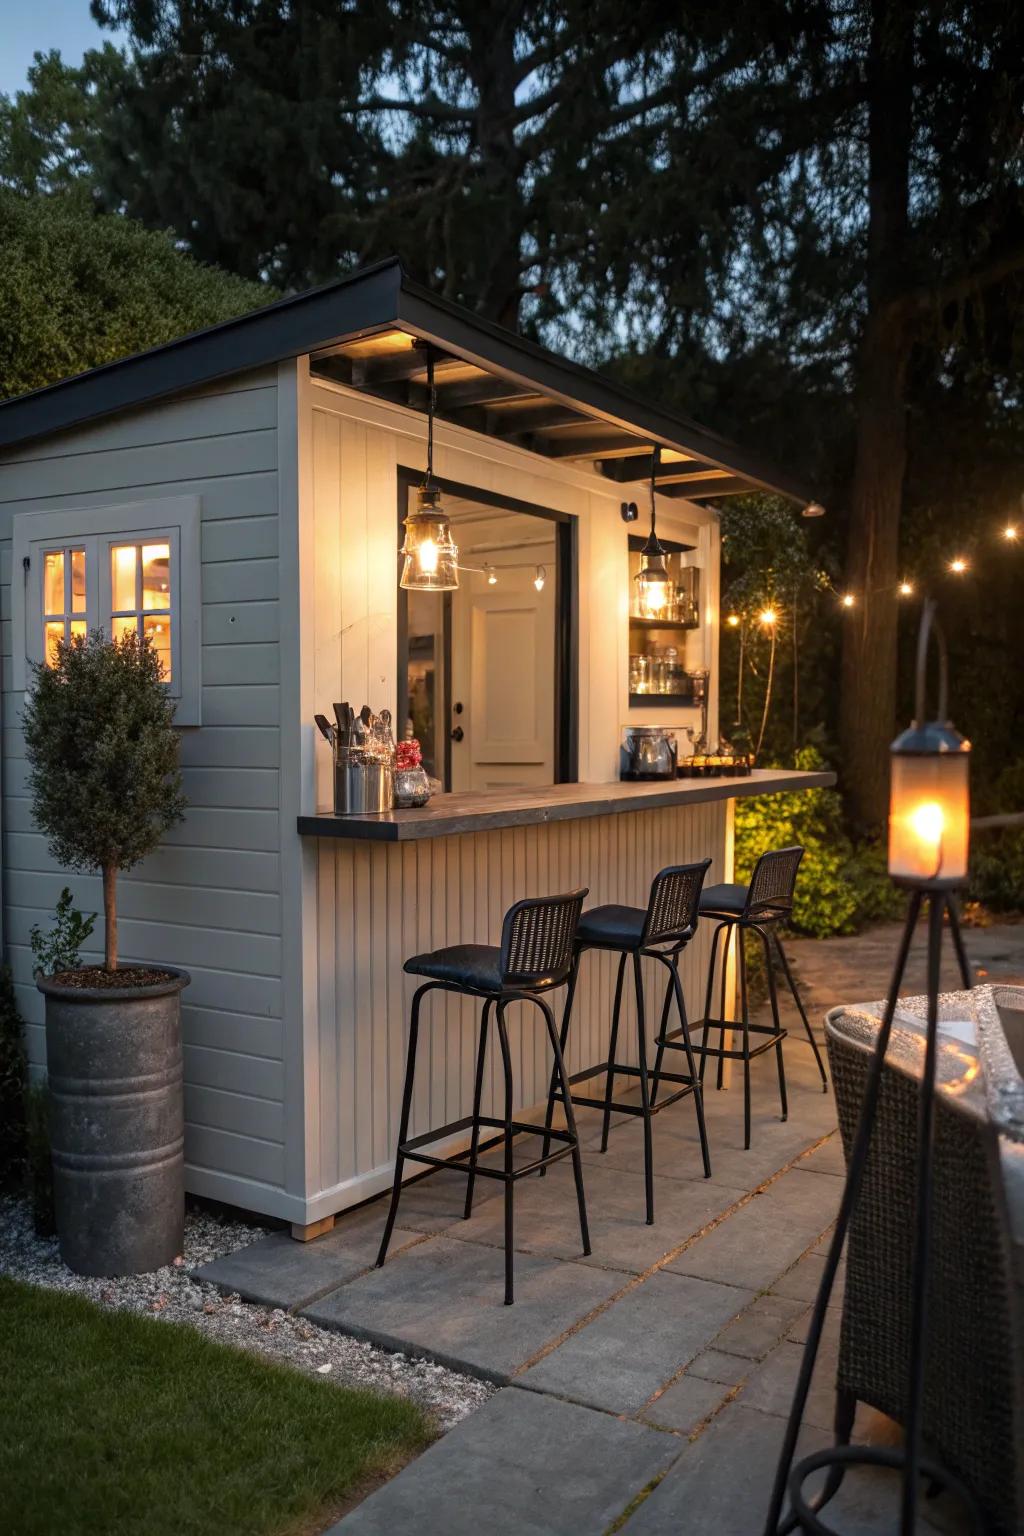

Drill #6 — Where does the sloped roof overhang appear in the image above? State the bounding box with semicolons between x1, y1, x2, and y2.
0;257;811;503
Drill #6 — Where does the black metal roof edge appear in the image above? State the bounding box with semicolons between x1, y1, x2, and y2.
0;252;811;503
0;257;405;452
395;274;810;502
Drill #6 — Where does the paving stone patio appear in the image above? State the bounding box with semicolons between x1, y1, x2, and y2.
195;918;1022;1533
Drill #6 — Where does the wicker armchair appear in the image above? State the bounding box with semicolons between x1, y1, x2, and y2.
825;985;1024;1536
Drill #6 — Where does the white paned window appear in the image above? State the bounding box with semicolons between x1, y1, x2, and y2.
13;497;201;725
41;546;89;664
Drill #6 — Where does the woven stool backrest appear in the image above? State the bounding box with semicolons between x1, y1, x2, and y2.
745;845;804;918
500;887;588;988
642;858;712;946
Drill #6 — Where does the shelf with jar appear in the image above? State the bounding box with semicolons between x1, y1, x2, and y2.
627;534;702;708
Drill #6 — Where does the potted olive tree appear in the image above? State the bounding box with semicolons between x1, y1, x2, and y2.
24;630;187;1276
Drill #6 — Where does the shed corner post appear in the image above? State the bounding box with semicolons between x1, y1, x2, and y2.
277;355;323;1231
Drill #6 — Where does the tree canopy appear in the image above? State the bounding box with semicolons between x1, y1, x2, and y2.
0;186;270;401
2;0;1023;824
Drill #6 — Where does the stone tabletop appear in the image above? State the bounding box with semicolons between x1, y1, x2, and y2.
297;767;837;842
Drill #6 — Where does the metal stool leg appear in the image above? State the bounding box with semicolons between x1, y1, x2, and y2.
464;1000;492;1220
495;1001;516;1305
601;953;628;1153
738;927;752;1150
756;924;788;1126
540;955;579;1176
533;995;591;1257
377;983;428;1267
632;952;655;1224
699;921;725;1083
717;923;733;1091
668;957;712;1179
649;962;675;1106
772;931;828;1090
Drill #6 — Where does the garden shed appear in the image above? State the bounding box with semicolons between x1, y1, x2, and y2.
0;259;831;1234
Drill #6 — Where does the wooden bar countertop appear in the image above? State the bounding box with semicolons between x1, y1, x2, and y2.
297;768;836;843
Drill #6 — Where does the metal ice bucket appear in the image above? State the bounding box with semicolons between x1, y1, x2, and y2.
334;755;394;815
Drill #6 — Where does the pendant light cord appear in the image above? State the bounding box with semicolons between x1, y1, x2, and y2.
649;443;661;543
425;347;436;490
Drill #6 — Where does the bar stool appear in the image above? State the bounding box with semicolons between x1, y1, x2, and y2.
692;845;828;1150
541;859;713;1226
375;887;591;1305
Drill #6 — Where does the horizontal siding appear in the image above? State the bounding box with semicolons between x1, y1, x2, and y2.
312;799;728;1206
0;374;287;1206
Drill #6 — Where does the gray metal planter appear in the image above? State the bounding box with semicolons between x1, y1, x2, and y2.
38;968;190;1277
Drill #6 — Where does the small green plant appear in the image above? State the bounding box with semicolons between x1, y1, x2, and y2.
22;630;186;972
30;888;97;977
0;966;27;1188
25;1079;55;1237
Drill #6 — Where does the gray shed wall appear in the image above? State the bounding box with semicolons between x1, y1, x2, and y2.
0;370;291;1216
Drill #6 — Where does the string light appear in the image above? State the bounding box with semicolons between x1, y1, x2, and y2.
720;512;1020;632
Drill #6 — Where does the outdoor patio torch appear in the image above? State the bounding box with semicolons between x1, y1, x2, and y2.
763;597;981;1536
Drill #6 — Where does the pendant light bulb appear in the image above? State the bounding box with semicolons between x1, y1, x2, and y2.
634;446;674;620
534;565;546;592
399;347;459;591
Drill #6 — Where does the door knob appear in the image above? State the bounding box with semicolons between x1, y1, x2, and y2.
450;726;465;742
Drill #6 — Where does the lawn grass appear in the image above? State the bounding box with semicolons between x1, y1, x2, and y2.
0;1275;432;1536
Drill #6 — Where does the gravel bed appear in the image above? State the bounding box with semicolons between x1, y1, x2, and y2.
0;1195;492;1431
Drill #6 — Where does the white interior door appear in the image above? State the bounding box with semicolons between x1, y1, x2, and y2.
449;515;555;791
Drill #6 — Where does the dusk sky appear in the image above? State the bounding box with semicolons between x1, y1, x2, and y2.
2;0;126;98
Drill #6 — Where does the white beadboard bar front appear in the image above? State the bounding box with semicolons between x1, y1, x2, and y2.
296;771;834;1222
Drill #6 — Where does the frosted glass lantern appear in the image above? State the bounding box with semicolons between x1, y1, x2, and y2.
888;723;970;887
400;487;459;591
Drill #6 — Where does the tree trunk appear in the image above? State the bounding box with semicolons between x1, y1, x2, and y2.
464;3;525;328
103;863;118;972
839;0;915;832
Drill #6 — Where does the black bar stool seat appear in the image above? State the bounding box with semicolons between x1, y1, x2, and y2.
542;859;713;1225
376;888;591;1305
683;846;829;1151
697;883;749;915
404;944;506;991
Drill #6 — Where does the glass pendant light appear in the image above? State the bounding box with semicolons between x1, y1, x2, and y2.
400;348;459;591
634;445;673;618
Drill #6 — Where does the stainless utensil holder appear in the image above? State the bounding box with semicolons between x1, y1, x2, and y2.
334;756;394;815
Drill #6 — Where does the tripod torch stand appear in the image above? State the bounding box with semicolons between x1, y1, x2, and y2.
763;598;983;1535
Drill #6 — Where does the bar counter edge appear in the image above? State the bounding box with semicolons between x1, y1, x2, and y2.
297;768;837;842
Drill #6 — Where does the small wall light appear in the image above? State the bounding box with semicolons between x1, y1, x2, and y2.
1004;525;1018;541
486;565;498;586
534;566;546;592
899;580;914;597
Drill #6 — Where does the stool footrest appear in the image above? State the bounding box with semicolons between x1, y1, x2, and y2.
398;1114;578;1181
553;1063;700;1119
674;1018;787;1062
